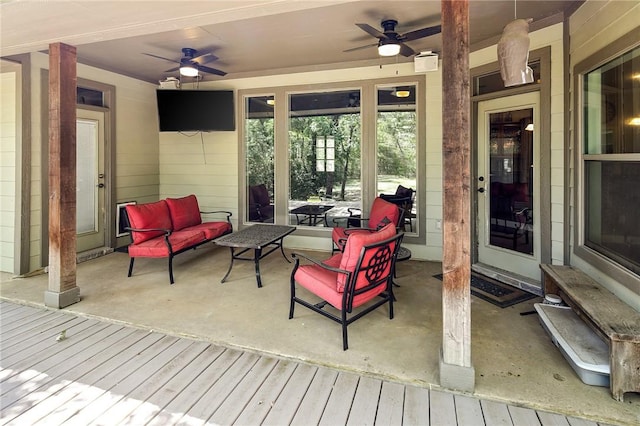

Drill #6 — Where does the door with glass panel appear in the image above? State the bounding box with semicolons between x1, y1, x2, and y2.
76;109;105;252
476;92;540;280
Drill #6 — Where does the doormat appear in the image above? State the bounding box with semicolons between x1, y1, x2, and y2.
433;273;536;308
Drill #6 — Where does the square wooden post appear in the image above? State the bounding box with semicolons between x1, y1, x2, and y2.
439;0;475;392
45;42;80;308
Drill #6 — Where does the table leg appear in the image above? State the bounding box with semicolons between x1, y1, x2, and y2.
278;238;291;263
254;247;263;288
220;247;235;283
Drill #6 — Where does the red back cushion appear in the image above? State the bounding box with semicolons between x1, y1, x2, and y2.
125;200;172;244
368;197;400;228
336;222;396;292
166;194;202;231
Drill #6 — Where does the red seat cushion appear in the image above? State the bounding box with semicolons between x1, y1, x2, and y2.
166;195;202;231
127;229;205;257
294;262;344;310
125;201;172;244
188;221;232;240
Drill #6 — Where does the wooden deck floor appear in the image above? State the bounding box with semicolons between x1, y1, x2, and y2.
0;301;605;425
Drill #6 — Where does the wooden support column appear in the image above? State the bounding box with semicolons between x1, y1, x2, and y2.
45;43;80;308
439;0;474;392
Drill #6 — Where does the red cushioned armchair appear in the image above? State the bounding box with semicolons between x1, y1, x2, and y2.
289;223;404;350
331;197;403;253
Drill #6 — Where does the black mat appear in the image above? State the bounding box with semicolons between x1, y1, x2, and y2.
433;273;536;308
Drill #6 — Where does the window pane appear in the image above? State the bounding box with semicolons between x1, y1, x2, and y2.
288;90;361;227
474;61;540;96
585;161;640;274
245;96;275;223
377;85;417;233
584;46;640;154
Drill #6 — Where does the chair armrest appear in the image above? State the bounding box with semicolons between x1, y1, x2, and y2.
291;252;350;275
201;210;233;223
125;227;171;235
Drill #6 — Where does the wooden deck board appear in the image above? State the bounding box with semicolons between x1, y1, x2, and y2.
233;359;297;425
454;393;485;425
179;351;261;424
262;363;318;426
208;355;279;425
147;347;243;426
290;367;338;426
374;381;405;426
4;328;152;425
347;376;383;426
402;383;430;425
481;399;513;425
508;405;542;425
430;389;457;425
0;302;601;426
318;372;359;426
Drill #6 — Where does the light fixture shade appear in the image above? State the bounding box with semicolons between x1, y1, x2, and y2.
393;89;410;98
378;40;401;56
497;18;535;87
180;64;199;77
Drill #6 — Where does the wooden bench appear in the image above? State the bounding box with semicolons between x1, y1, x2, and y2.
540;264;640;401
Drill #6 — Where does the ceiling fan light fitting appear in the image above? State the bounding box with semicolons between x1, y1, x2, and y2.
180;64;199;77
378;40;401;56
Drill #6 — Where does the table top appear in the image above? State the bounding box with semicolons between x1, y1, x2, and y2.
290;204;334;215
214;224;296;249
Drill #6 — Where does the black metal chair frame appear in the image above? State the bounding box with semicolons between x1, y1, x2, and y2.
289;232;404;350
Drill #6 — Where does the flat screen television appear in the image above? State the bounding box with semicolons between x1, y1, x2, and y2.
156;89;235;132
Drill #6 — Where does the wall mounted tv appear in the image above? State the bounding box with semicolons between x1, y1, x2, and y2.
156;89;235;132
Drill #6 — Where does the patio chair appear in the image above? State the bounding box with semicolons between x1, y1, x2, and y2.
331;197;402;253
289;222;403;350
248;184;274;223
380;185;415;232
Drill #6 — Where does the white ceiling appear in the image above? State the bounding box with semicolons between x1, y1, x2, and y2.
1;1;581;83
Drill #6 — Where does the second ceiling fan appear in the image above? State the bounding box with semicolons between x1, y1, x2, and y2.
346;19;441;57
143;47;227;77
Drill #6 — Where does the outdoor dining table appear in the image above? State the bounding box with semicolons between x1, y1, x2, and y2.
214;224;296;288
290;204;334;226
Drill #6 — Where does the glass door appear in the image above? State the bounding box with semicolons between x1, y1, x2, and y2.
477;93;540;281
76;109;105;252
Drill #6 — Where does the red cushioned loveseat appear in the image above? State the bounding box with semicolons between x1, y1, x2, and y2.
124;194;232;284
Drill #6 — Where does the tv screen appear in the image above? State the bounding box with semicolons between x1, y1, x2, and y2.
156;90;235;132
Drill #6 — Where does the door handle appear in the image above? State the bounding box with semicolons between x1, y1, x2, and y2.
97;183;105;188
477;187;485;193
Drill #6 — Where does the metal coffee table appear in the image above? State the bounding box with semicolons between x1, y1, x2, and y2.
214;224;296;288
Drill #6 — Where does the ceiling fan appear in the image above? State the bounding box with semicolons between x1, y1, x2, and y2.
345;19;441;57
143;47;227;77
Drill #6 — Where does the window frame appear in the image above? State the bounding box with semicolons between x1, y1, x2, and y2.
573;27;640;293
238;76;426;245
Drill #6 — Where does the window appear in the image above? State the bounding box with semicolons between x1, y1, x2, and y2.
580;45;640;275
240;77;424;243
245;95;275;223
288;89;361;227
377;85;417;233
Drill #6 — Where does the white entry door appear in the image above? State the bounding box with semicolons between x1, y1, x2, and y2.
476;92;540;281
76;109;105;252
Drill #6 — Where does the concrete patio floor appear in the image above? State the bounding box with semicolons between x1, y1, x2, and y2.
1;243;638;425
